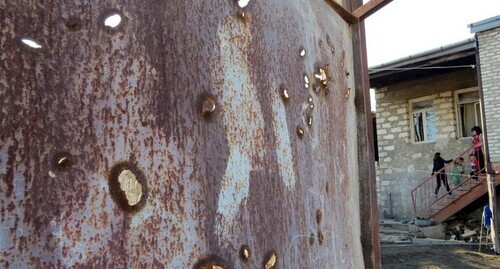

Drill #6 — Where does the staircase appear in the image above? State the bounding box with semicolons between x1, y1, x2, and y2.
410;146;500;223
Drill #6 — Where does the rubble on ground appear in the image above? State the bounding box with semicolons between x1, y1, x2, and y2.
380;217;492;244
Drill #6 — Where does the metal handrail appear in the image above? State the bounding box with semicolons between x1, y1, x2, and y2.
411;145;476;218
424;168;486;213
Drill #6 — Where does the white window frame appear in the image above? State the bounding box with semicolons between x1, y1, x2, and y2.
454;87;481;139
409;96;436;144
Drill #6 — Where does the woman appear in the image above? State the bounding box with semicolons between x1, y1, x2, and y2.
432;152;453;198
471;126;485;173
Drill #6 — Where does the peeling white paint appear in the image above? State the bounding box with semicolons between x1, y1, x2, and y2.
211;16;265;245
271;87;296;189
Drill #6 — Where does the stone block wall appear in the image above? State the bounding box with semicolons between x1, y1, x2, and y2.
374;69;477;219
478;27;500;162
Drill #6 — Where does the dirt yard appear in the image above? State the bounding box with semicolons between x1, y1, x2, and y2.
381;244;500;268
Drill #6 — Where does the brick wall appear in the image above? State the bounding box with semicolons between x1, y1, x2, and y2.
375;69;477;219
478;28;500;162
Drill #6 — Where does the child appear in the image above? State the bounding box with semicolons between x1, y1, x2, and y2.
451;157;465;188
469;154;479;181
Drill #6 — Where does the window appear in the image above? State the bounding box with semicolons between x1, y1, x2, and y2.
410;98;436;143
455;89;481;138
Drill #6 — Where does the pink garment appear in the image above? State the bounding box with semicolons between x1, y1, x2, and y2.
472;134;482;152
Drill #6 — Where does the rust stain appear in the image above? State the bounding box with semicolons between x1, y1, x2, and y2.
0;0;373;268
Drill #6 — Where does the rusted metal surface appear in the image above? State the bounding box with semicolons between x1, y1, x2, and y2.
1;0;376;268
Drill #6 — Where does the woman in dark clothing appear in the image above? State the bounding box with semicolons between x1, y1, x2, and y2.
432;152;453;197
471;126;485;173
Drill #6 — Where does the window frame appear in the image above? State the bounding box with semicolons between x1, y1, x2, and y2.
409;96;436;144
454;87;481;139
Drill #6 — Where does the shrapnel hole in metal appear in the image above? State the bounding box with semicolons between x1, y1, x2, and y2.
238;11;246;19
239;245;251;262
52;152;72;169
237;0;251;8
315;67;329;86
313;84;321;94
104;13;122;28
202;96;216;115
108;163;148;212
297;126;305;138
280;85;290;101
345;88;351;98
263;251;277;269
20;38;42;49
118;169;143;206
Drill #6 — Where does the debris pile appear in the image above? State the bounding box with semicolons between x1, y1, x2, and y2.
445;218;490;243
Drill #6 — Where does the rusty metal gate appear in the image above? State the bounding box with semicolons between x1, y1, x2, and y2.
0;0;381;268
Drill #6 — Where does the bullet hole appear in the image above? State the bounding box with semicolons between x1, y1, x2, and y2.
340;61;345;67
280;85;290;101
309;233;315;245
326;35;335;54
307;116;313;126
239;245;251;262
237;0;251;8
297;126;305;138
104;13;122;28
263;251;277;269
20;38;43;49
313;85;321;94
238;11;246;19
316;209;322;224
317;230;324;245
345;88;351;98
318;39;323;46
315;67;329;86
299;48;306;57
202;96;216;115
58;157;68;165
346;71;350;77
52;152;72;169
109;163;148;212
65;17;82;31
308;97;314;109
101;10;127;32
195;256;227;269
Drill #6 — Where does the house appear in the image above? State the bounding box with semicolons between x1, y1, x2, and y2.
369;15;500;221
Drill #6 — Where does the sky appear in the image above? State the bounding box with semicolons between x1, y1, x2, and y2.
364;0;500;67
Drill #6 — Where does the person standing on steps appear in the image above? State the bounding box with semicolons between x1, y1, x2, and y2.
432;152;453;198
471;126;485;173
451;157;465;188
469;154;479;181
